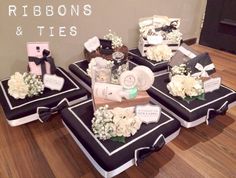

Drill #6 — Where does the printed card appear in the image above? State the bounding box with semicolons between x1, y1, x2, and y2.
135;105;161;124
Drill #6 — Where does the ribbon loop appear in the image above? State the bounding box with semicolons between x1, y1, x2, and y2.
37;98;69;123
134;134;165;166
206;101;229;125
192;63;215;78
29;49;56;76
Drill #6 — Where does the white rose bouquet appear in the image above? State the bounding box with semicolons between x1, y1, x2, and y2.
167;75;205;102
92;105;142;143
8;72;44;99
8;72;29;99
146;44;173;62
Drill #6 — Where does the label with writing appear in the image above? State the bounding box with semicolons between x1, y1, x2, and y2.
43;74;65;91
204;77;221;93
135;105;161;124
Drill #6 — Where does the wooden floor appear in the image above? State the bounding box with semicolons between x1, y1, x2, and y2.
0;45;236;178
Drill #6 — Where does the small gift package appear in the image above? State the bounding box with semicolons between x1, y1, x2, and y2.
27;42;56;76
84;31;129;62
138;15;182;57
169;43;199;67
186;52;216;78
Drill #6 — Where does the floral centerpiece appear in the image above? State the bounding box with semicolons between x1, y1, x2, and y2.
92;105;142;143
8;72;44;99
167;75;205;103
146;44;173;62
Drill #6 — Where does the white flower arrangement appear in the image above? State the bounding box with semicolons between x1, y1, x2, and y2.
8;72;29;99
23;73;44;97
166;30;182;43
87;57;114;77
167;75;204;101
8;72;44;99
146;44;173;62
104;30;123;49
92;105;142;143
170;64;189;76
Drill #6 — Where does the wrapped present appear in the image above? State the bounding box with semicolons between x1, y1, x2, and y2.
169;43;199;67
138;15;182;57
84;31;129;62
186;52;216;78
28;49;56;76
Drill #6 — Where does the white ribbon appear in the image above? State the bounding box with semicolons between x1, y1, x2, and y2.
192;63;215;78
178;46;197;59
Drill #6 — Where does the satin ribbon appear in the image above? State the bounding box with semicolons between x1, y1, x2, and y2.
206;101;229;125
29;49;56;76
178;46;197;59
192;63;215;78
134;134;165;166
37;98;69;123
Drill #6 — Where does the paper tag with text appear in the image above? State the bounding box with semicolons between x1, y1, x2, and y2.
43;74;65;91
204;77;221;93
135;105;161;124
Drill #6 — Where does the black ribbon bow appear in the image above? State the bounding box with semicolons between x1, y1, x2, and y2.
206;101;229;125
155;20;178;33
29;49;56;76
37;98;69;123
134;135;165;166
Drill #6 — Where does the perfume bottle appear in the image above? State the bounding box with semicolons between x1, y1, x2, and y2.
111;52;128;84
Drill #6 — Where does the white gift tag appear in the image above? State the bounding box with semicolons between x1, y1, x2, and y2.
135;105;161;124
204;77;221;93
84;36;100;52
147;35;163;45
43;74;65;91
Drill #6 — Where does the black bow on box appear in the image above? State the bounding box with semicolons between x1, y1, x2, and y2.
37;98;69;123
29;49;56;76
206;101;229;125
134;135;165;166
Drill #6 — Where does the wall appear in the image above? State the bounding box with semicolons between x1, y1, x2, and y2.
0;0;206;79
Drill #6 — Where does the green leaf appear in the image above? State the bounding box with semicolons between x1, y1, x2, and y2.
197;93;205;101
184;93;205;103
111;136;126;143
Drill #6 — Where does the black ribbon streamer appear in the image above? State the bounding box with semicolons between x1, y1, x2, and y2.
135;135;165;166
37;98;69;123
29;49;56;76
206;101;229;125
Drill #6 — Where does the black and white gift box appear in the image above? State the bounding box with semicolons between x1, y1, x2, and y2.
0;67;88;126
148;72;236;128
61;99;181;178
186;52;216;78
169;43;199;67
